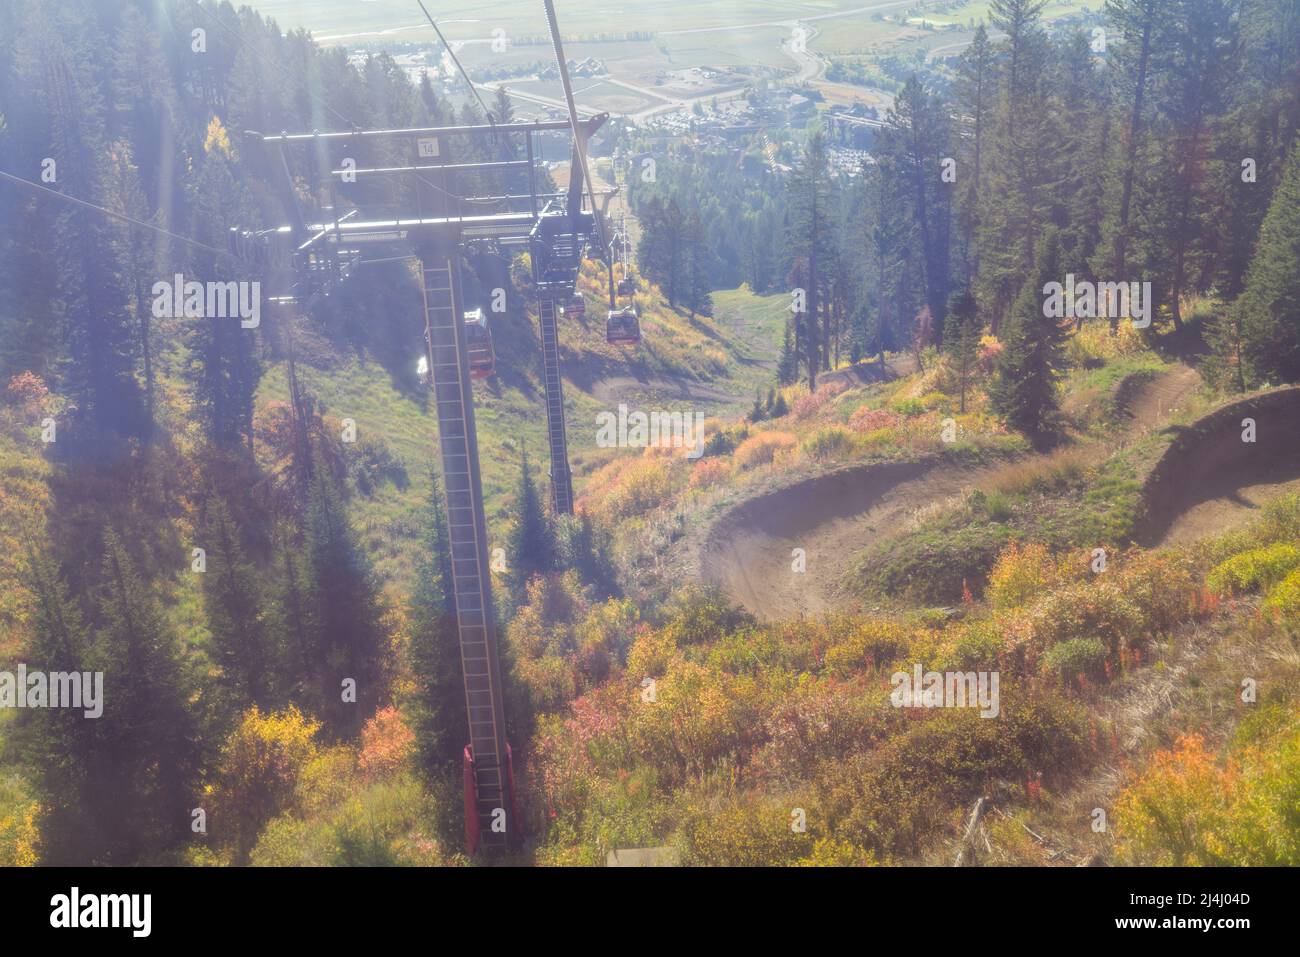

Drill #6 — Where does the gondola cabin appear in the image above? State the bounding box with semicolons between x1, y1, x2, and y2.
606;306;641;346
564;295;586;318
617;277;634;297
464;308;495;379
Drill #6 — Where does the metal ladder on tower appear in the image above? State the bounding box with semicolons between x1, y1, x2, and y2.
537;297;574;515
417;231;513;853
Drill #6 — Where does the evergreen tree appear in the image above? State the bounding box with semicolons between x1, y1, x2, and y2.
788;131;834;389
303;464;387;737
557;511;620;600
406;472;466;778
91;532;200;863
683;208;715;318
944;288;982;413
978;0;1062;332
17;547;98;864
777;316;800;385
202;496;275;711
1221;139;1300;385
186;123;262;454
954;25;996;283
508;447;556;594
881;76;953;341
990;229;1068;445
15;7;144;446
1100;0;1164;280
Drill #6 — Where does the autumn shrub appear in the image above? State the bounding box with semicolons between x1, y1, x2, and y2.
573;597;640;687
209;706;320;863
935;618;1006;671
577;454;683;520
251;772;446;866
1207;491;1300;564
1013;550;1197;658
822;688;1087;856
624;660;758;784
733;430;797;470
0;776;40;866
677;792;817;866
3;371;48;411
601;456;681;519
688;457;730;490
824;618;911;676
1066;320;1148;368
358;706;416;778
659;587;753;647
749;680;897;785
1265;568;1300;618
801;425;857;461
626;630;677;683
1207;543;1300;596
790;381;848;420
1042;638;1108;684
795;837;879;866
1117;708;1300;866
1115;734;1242;865
987;542;1062;609
848;405;901;433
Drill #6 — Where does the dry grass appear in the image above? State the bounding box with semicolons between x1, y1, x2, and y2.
978;447;1092;497
733;430;798;470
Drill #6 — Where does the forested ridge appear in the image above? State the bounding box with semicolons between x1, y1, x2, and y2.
631;0;1300;409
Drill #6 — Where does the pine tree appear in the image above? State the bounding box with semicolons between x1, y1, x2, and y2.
882;75;953;340
15;8;144;446
978;0;1062;332
406;471;466;778
17;546;98;864
788;131;834;389
1160;0;1240;330
954;24;996;283
303;464;387;737
944;288;982;413
990;229;1068;445
557;511;620;600
1223;139;1300;385
508;447;556;594
683;208;715;319
1101;0;1163;280
202;496;276;711
777;316;799;385
91;532;200;863
187;125;262;454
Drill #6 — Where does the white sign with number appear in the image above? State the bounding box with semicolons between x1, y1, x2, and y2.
417;137;440;159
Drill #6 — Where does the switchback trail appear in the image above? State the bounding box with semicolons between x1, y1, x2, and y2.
701;366;1203;621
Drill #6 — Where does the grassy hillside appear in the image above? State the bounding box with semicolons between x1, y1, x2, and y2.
251;264;785;594
517;320;1300;866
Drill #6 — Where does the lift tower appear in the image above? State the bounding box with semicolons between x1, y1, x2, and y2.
233;0;620;854
240;108;606;853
